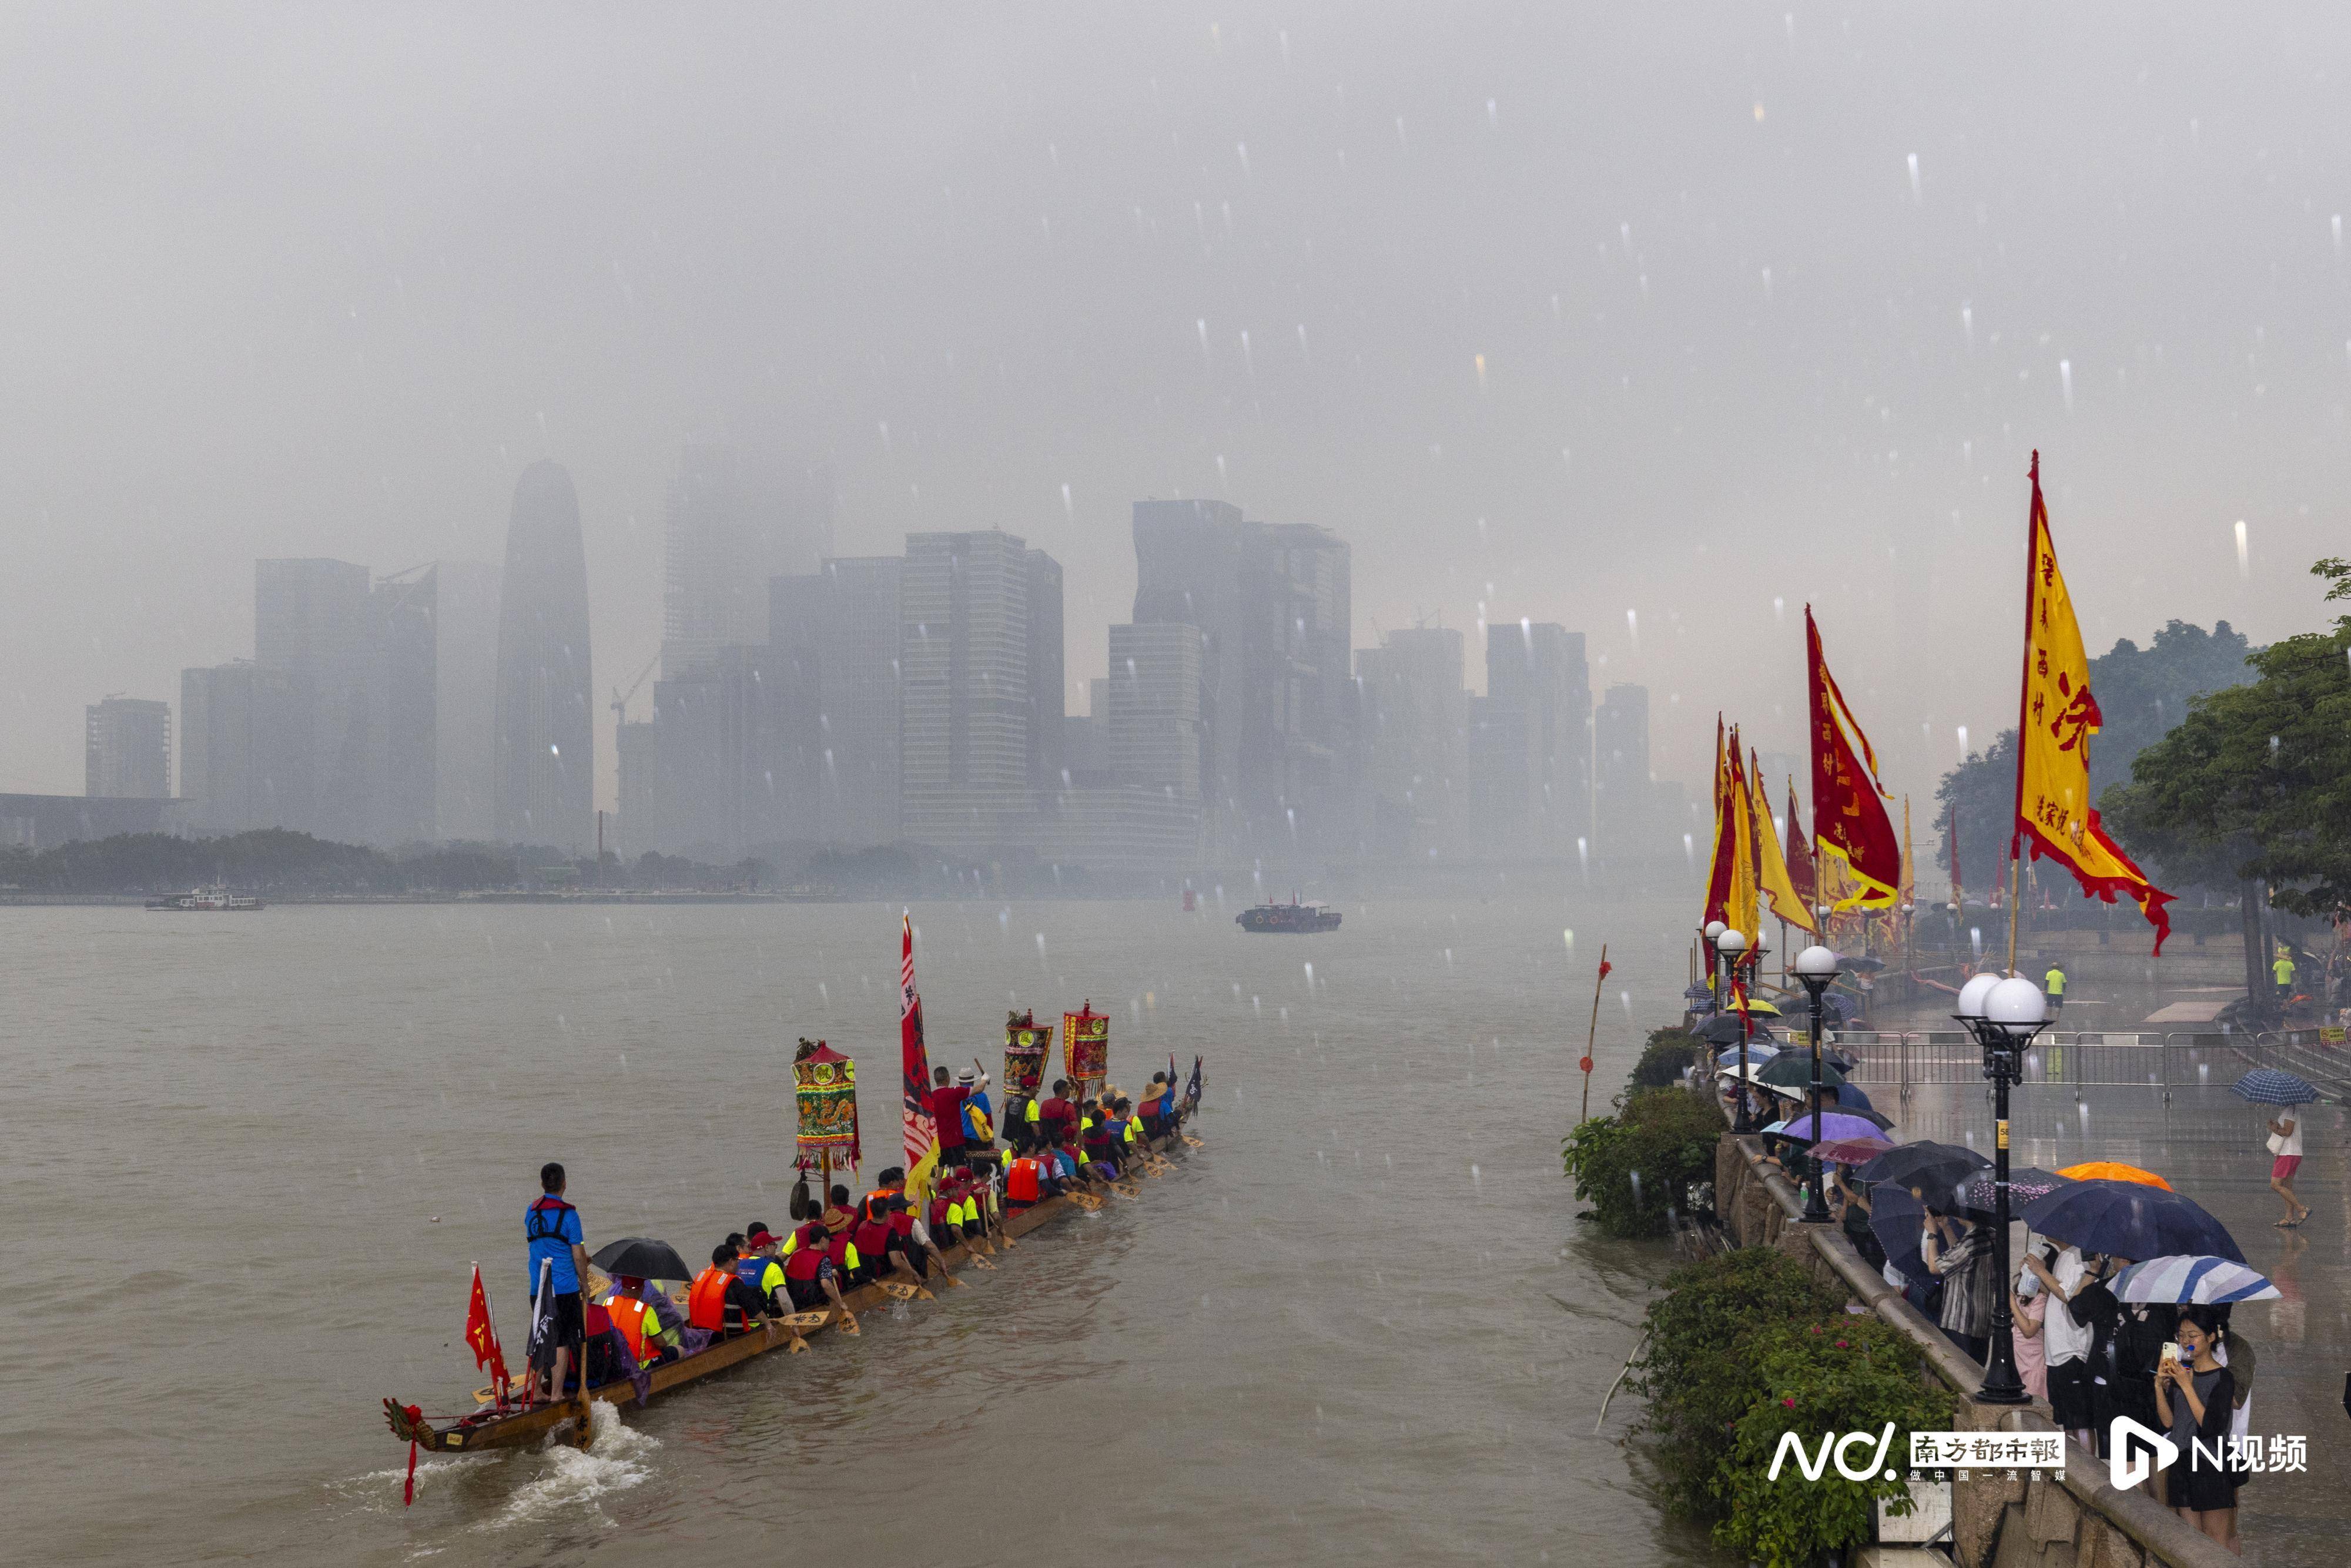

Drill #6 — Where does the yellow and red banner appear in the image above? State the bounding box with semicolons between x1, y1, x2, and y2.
1751;748;1816;934
1806;608;1901;909
1703;717;1734;927
1725;733;1761;943
2012;453;2174;953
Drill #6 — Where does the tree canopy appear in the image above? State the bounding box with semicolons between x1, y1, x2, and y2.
2099;561;2351;916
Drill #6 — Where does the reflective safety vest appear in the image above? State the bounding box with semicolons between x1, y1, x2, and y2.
1007;1157;1041;1201
2275;956;2296;984
735;1254;782;1303
2045;968;2067;996
688;1265;734;1331
609;1293;661;1365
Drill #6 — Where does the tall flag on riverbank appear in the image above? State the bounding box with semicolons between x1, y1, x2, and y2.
1785;780;1816;911
1751;748;1816;934
1724;732;1762;942
1806;608;1901;909
1703;717;1735;927
899;914;941;1200
464;1263;510;1405
2012;453;2175;953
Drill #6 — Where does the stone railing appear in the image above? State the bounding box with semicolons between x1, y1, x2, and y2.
1714;1134;2238;1568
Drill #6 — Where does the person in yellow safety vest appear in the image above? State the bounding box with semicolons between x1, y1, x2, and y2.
2044;963;2067;1017
2273;949;2298;1010
605;1275;684;1368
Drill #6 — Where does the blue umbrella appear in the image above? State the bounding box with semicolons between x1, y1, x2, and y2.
2020;1180;2244;1265
1831;1082;1877;1113
1869;1181;1930;1284
1778;1111;1886;1143
2231;1068;2319;1107
2112;1255;2280;1305
1717;1041;1782;1066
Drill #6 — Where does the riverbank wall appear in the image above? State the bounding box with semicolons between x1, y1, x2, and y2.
1713;1134;2238;1568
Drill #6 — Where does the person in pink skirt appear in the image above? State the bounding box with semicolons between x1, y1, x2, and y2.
2010;1241;2052;1402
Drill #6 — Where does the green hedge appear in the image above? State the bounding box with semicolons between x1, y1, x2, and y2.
1627;1025;1708;1090
1561;1086;1724;1237
1629;1249;1955;1567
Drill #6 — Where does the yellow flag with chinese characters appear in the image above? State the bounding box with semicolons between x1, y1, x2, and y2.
2013;454;2174;953
1726;730;1762;944
1751;747;1817;934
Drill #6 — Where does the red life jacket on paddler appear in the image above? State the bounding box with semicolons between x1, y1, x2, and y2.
825;1225;856;1274
889;1208;915;1239
785;1243;827;1284
928;1194;956;1232
853;1214;892;1259
1007;1157;1041;1202
608;1293;659;1365
688;1265;733;1331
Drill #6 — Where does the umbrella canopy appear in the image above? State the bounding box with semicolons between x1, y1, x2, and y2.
1699;1014;1779;1047
2020;1181;2244;1265
1869;1182;1930;1284
1843;954;1888;973
1856;1140;1992;1197
1714;1062;1781;1085
590;1237;694;1283
1830;1081;1876;1113
1958;1167;2075;1210
1777;1110;1887;1143
1821;1048;1857;1072
1717;1041;1782;1066
1813;1134;1897;1167
1758;1054;1847;1090
2055;1161;2171;1191
2231;1068;2319;1107
2112;1255;2280;1305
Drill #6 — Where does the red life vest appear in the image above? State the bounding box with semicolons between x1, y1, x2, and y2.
583;1298;615;1337
687;1265;732;1331
609;1294;659;1364
826;1227;855;1272
889;1209;915;1239
928;1195;952;1232
853;1217;891;1258
1007;1157;1041;1202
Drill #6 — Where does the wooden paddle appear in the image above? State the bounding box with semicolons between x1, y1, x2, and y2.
776;1309;831;1354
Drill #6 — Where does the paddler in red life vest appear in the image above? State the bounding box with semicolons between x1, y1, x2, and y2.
1030;1079;1079;1148
781;1219;855;1318
605;1275;685;1368
889;1194;955;1288
782;1213;862;1287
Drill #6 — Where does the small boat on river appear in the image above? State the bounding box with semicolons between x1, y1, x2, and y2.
1237;894;1341;933
144;886;264;911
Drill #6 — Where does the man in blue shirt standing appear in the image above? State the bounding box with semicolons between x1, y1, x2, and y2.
525;1161;591;1403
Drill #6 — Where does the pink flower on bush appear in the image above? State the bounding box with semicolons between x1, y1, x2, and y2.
1781;1396;1796;1408
1836;1340;1848;1349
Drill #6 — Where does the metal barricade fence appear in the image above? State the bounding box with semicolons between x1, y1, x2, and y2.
1811;1025;2350;1106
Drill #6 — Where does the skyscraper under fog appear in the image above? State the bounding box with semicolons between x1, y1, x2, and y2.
899;530;1054;854
1479;622;1591;855
662;444;833;679
493;461;592;850
1356;626;1466;855
1593;682;1652;865
254;557;371;837
85;697;171;799
770;556;903;847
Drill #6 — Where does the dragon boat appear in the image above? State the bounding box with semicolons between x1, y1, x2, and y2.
381;1120;1192;1457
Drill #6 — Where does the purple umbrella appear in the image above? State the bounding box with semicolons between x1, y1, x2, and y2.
1776;1111;1885;1144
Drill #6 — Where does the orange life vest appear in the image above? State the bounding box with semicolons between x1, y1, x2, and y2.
1007;1157;1041;1202
609;1293;660;1365
688;1265;732;1331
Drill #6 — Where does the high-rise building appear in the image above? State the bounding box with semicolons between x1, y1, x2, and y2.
771;556;903;847
254;557;371;837
365;566;438;846
179;661;299;833
899;530;1041;855
1479;622;1591;856
1130;500;1354;859
85;697;171;799
661;444;833;679
1104;622;1204;800
1593;682;1652;866
1355;627;1466;855
432;559;502;842
493;461;593;850
632;644;819;857
1026;548;1064;797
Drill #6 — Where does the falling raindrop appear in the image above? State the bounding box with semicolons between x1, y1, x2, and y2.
1061;482;1074;518
1907;152;1921;203
2234;520;2249;577
2060;359;2074;413
1625;608;1639;645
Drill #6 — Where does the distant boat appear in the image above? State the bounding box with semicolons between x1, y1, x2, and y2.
145;886;265;912
1236;894;1341;934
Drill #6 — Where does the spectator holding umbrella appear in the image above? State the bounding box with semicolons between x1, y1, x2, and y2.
1924;1208;1997;1364
2232;1069;2317;1229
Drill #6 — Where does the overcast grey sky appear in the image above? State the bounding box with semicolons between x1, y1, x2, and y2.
6;4;2346;815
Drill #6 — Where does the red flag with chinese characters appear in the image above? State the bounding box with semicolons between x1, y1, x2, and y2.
899;914;941;1199
2011;453;2173;953
464;1262;508;1395
1806;608;1901;909
1786;780;1816;906
1703;717;1734;926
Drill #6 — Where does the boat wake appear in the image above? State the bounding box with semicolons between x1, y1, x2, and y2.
483;1402;658;1530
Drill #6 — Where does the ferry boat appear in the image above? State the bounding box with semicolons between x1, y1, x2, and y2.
144;886;265;912
1236;894;1341;933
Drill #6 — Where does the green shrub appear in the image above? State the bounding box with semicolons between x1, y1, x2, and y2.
1561;1087;1725;1237
1629;1249;1844;1515
1628;1026;1707;1090
1711;1315;1955;1568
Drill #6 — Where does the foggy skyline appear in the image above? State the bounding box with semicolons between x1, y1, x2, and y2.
7;5;2347;819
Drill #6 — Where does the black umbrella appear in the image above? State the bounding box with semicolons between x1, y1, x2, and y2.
2020;1181;2245;1266
1821;1048;1857;1072
1830;1081;1875;1113
1759;1053;1848;1090
1869;1182;1930;1284
1958;1167;2074;1211
1855;1140;1991;1198
590;1236;694;1282
1698;1014;1778;1047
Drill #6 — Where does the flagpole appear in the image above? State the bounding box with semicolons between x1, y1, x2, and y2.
1579;944;1607;1124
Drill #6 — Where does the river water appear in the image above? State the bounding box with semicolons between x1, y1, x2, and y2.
4;893;1721;1567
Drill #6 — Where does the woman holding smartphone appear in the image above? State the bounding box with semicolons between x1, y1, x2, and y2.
2155;1306;2241;1553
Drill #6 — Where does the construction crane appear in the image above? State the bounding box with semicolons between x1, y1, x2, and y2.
611;653;659;733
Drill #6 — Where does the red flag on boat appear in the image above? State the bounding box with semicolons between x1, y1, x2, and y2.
900;914;940;1200
464;1262;508;1398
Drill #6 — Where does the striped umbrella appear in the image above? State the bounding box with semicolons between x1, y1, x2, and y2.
2231;1068;2319;1107
2112;1255;2281;1305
